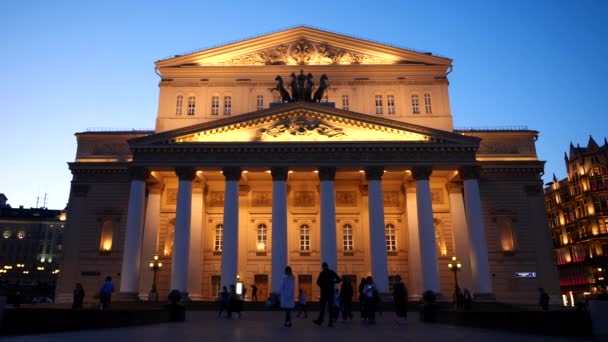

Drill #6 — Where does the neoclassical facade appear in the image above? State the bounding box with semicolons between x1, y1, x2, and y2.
55;27;559;304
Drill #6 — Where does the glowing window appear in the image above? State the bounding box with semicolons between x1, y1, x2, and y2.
224;96;232;115
385;223;396;251
211;96;219;115
175;95;183;115
343;224;353;251
424;93;432;114
411;95;420;114
300;224;310;251
256;95;264;111
214;224;223;251
257;224;267;250
498;217;515;252
99;220;113;253
387;95;395;114
187;96;196;115
375;95;383;114
341;94;349;110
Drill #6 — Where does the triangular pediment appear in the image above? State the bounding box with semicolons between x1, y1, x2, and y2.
156;26;451;68
131;103;478;147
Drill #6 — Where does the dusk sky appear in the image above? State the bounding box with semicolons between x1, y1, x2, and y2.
1;0;606;209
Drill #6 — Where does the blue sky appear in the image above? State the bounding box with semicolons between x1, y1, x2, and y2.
1;0;606;209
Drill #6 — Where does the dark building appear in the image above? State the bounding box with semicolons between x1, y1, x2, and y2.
544;137;608;305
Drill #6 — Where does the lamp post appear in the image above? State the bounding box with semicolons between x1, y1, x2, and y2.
16;263;24;286
448;256;462;290
148;254;162;302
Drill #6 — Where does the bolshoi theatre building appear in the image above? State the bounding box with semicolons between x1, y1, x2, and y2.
55;27;560;304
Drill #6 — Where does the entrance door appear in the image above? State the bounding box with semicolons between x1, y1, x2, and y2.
254;274;268;302
298;274;313;301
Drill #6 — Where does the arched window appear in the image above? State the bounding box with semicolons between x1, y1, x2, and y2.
214;224;223;251
187;96;196;115
99;220;113;253
375;95;384;114
256;95;264;111
175;95;183;115
498;217;515;252
343;224;353;251
299;224;310;251
341;94;349;110
211;96;220;115
411;95;420;114
387;95;396;114
224;96;232;115
385;223;396;251
256;223;267;251
424;93;432;114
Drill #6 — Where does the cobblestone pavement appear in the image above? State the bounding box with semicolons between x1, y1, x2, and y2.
3;311;587;342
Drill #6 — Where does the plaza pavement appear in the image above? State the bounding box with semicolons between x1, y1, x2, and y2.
3;311;587;342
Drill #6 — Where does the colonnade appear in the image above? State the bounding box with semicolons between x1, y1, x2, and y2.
118;165;494;299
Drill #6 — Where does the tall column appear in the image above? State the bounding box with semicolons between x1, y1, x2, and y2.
171;167;195;293
366;167;389;293
319;167;337;270
447;182;473;291
271;167;288;293
412;166;440;293
188;182;204;300
405;182;423;299
138;185;162;300
221;167;241;288
461;166;492;296
119;167;148;298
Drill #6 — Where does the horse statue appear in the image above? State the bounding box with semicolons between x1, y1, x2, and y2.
312;74;330;103
305;73;314;102
289;72;298;101
274;75;291;103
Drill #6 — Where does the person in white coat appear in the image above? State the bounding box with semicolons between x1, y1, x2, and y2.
280;266;295;327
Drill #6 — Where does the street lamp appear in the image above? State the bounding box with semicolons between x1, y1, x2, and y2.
148;254;162;302
16;264;25;285
448;256;462;290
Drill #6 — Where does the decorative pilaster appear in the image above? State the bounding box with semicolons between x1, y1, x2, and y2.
221;167;242;289
461;166;493;297
271;167;288;293
171;167;195;293
365;166;389;293
412;166;440;293
119;167;149;299
318;167;337;271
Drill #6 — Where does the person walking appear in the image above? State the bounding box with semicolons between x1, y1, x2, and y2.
99;276;115;310
393;275;408;319
280;266;295;327
313;262;341;327
363;276;378;324
463;288;472;310
296;289;308;318
72;283;85;309
358;278;368;321
538;288;550;311
251;284;258;302
340;279;354;321
218;286;229;318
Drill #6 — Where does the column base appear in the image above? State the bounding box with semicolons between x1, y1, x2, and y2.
473;292;496;301
117;291;140;302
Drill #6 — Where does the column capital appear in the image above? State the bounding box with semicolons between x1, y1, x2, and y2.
460;166;481;180
222;167;242;181
318;167;336;181
412;166;432;181
271;167;289;181
364;166;384;181
446;182;464;194
129;167;149;181
175;167;196;181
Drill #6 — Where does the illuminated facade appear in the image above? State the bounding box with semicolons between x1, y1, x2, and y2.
544;137;608;301
55;27;559;304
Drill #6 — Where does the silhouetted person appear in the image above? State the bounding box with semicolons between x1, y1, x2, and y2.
218;286;229;318
539;288;550;311
72;283;85;309
463;288;472;310
313;262;341;327
251;284;258;302
280;266;295;327
393;275;407;319
99;276;115;310
340;279;354;321
296;289;308;318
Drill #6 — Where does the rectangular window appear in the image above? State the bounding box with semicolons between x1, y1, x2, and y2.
375;95;383;114
187;96;196;115
211;96;219;115
257;224;267;251
175;95;183;115
385;224;396;251
224;96;232;115
411;95;420;114
343;224;353;251
424;93;432;114
387;95;395;114
211;276;221;298
256;95;264;111
300;224;310;251
342;94;349;110
214;224;223;251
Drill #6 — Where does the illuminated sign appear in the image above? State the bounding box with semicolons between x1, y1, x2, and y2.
514;272;536;278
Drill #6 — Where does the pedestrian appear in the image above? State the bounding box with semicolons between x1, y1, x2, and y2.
280;266;295;327
363;276;378;324
538;287;550;311
393;275;407;319
296;289;308;318
242;286;247;301
454;287;464;309
312;262;341;327
218;286;229;318
99;276;115;310
340;279;354;321
359;278;368;321
228;284;243;318
251;284;258;302
463;288;472;310
72;283;85;309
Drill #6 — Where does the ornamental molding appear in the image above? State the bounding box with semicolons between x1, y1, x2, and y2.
256;116;346;141
215;39;396;66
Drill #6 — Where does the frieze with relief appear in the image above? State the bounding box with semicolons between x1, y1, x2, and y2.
336;191;357;207
216;39;396;66
255;116;346;141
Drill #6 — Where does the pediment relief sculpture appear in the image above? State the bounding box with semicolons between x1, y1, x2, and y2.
216;39;396;65
255;116;346;141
